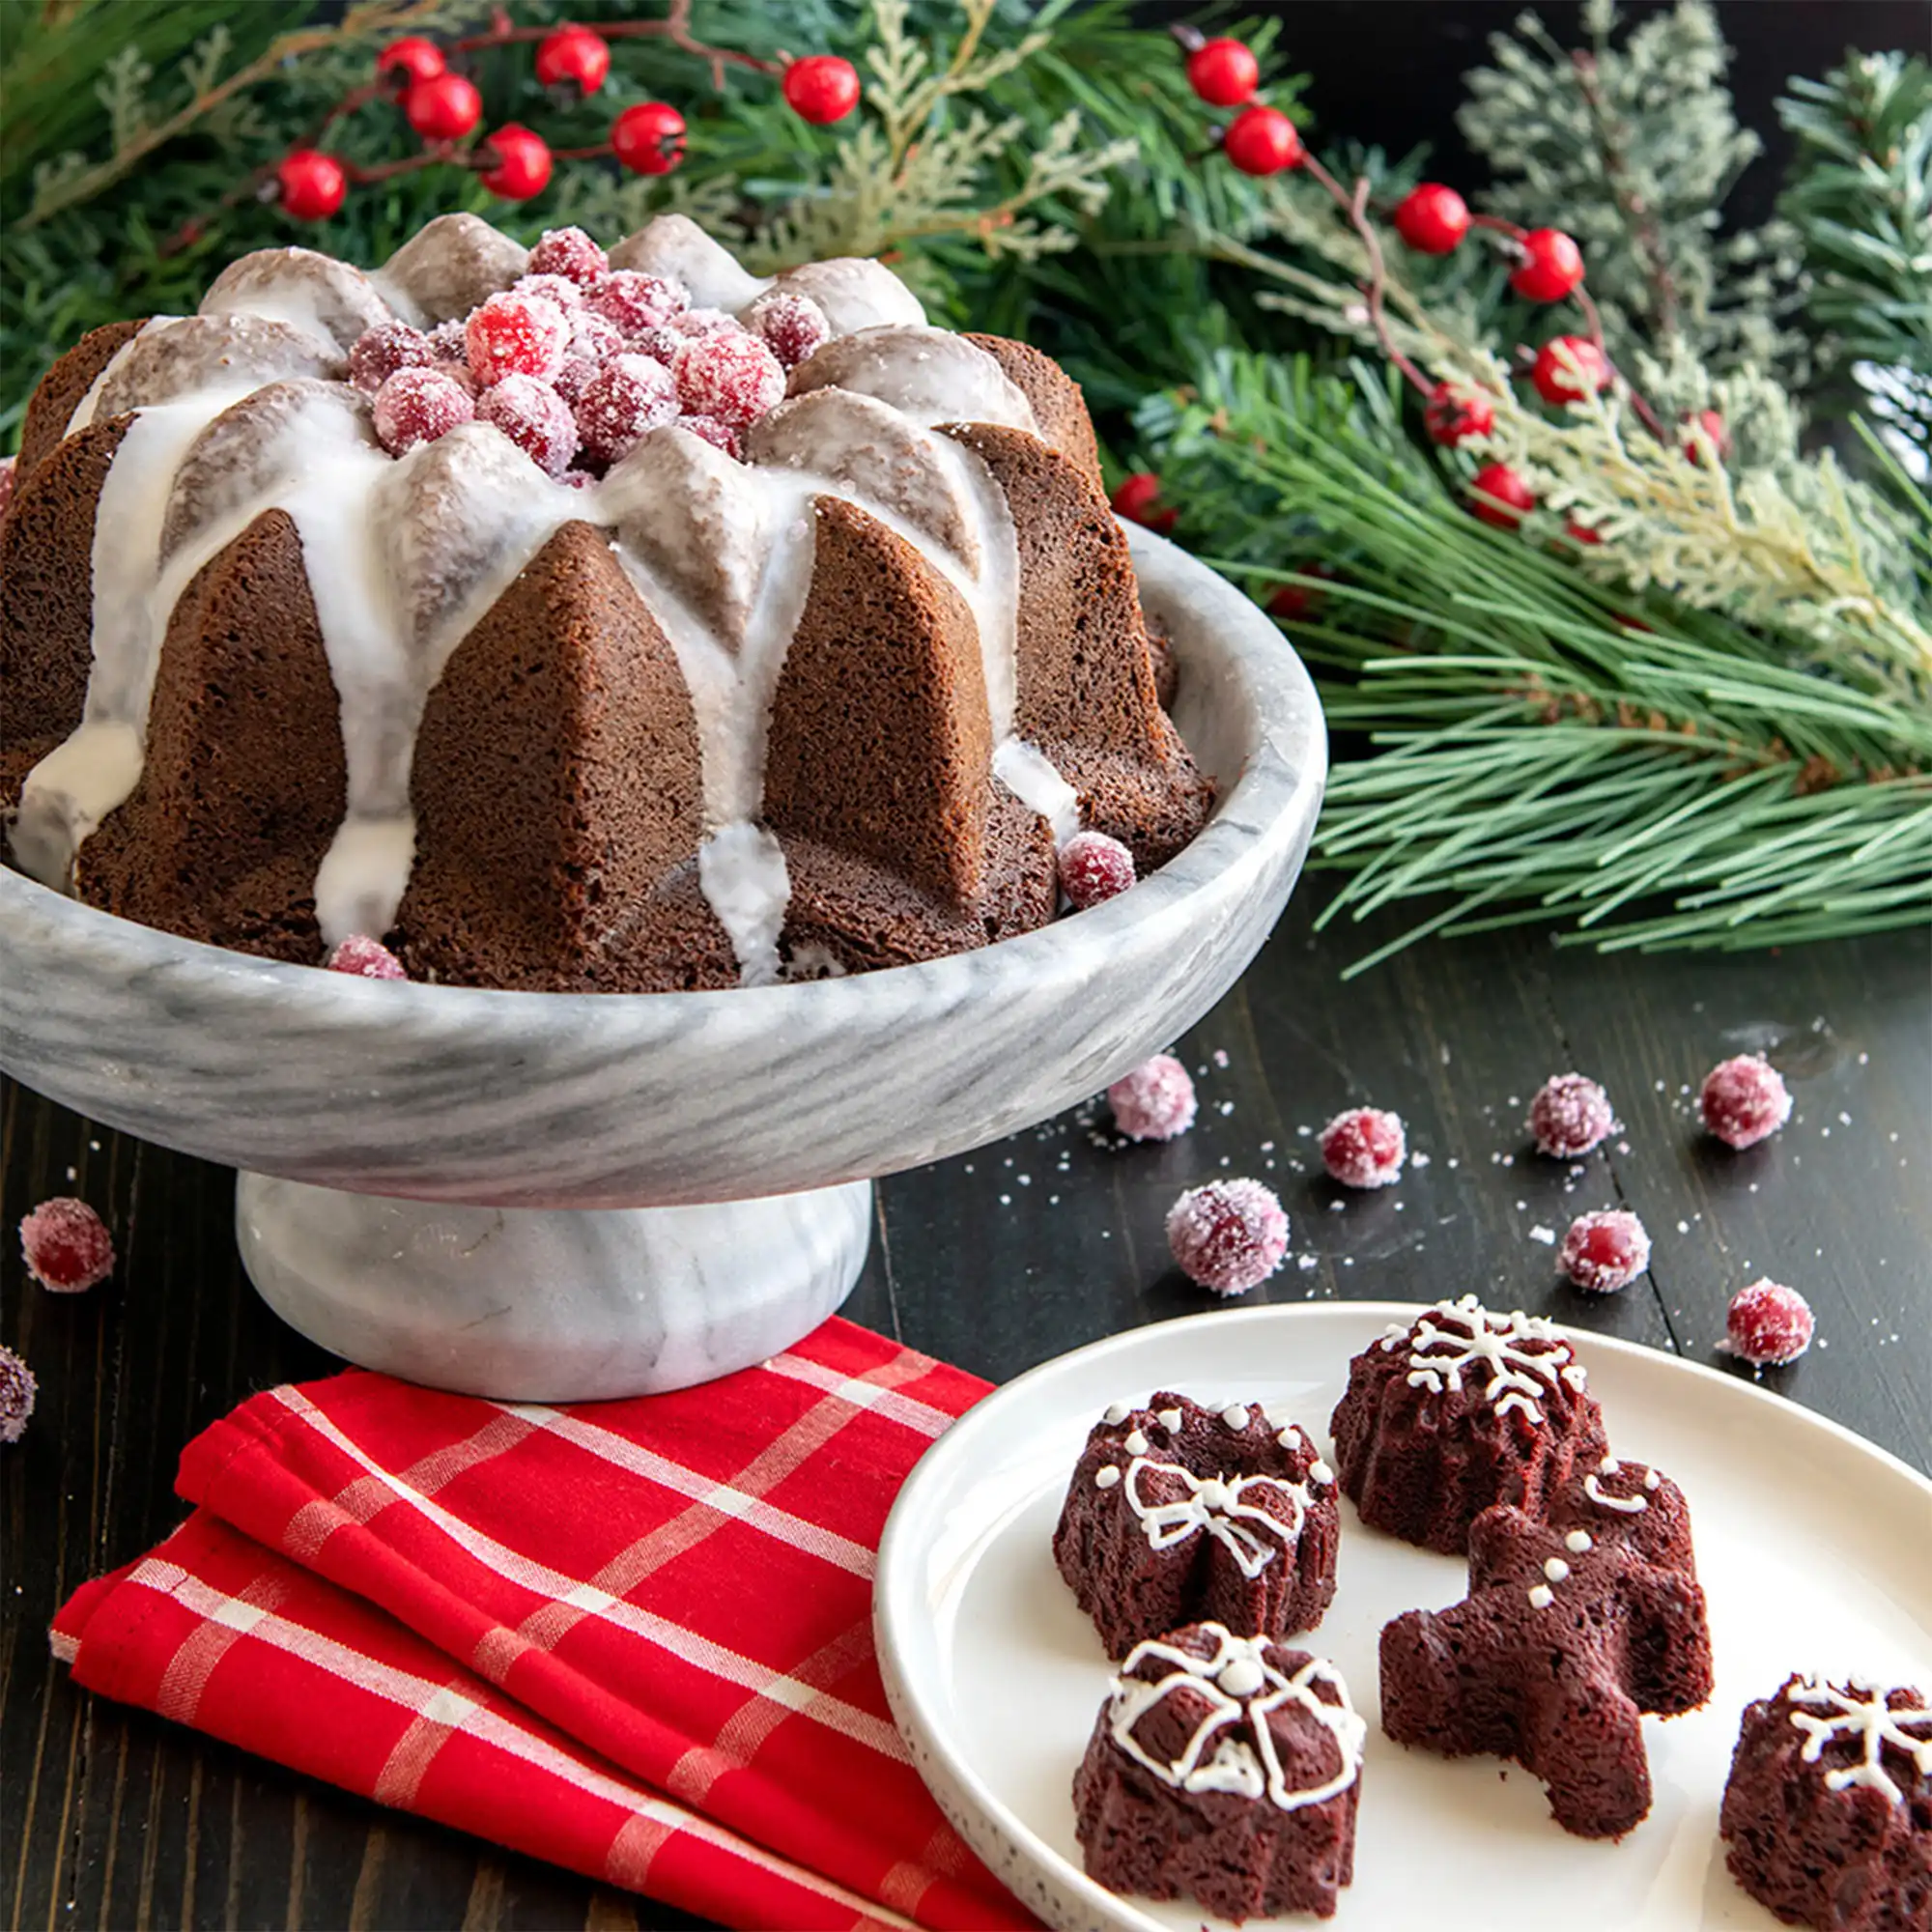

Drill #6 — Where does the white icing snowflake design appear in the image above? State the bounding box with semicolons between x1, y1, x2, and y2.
1109;1624;1365;1813
1122;1457;1313;1577
1786;1676;1932;1805
1380;1293;1583;1425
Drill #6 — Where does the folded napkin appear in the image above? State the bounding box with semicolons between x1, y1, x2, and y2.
52;1319;1032;1931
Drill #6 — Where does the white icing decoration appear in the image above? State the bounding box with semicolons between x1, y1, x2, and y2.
1123;1430;1150;1456
1399;1294;1579;1427
1585;1458;1651;1515
1108;1625;1365;1813
1565;1529;1594;1553
610;213;769;312
1786;1677;1932;1805
1122;1457;1313;1579
758;257;925;338
1644;1467;1662;1490
1156;1408;1183;1434
1528;1584;1555;1610
1103;1403;1132;1426
1094;1465;1121;1491
1544;1557;1571;1582
1221;1404;1251;1431
1310;1460;1333;1486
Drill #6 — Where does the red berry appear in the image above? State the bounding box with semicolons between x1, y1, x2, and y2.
426;318;469;360
678;414;742;459
1725;1278;1814;1367
478;373;579;477
1531;334;1610;406
534;25;610;95
1186;38;1260;108
675;305;736;336
528;225;610;287
1393;183;1470;254
568;311;626;363
671;327;785;428
783;54;862;126
1559;1210;1650;1293
275;150;347;222
1510;227;1585;301
348;320;434;394
19;1197;115;1293
478;124;553;201
1699;1054;1792;1151
405;71;481;141
0;1345;35;1446
1682;408;1730;464
377;37;444;87
465;290;571;386
1223;104;1303;176
1320;1107;1406;1189
1469;461;1535;528
573;355;678;468
1166;1179;1290;1295
586;269;689;337
373;367;475;456
1107;1055;1198;1142
612;101;687;176
327;934;408;980
1424;384;1494;445
1267;564;1335;622
1564;519;1604;547
513;273;586;315
1529;1072;1615;1157
746;291;831;370
1059;830;1137;909
634;324;686;366
1110;470;1177;533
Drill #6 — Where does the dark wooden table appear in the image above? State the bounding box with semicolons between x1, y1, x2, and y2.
5;902;1928;1930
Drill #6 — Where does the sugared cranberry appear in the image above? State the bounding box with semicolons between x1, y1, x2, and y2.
1725;1278;1814;1366
1531;334;1610;405
512;271;585;311
585;270;688;337
0;1346;35;1446
373;366;474;455
434;360;478;396
1320;1107;1406;1188
465;290;570;386
1108;1055;1198;1142
327;934;407;979
348;320;434;394
426;317;469;360
479;373;578;476
675;305;736;336
567;310;625;362
1393;183;1470;254
1699;1054;1792;1151
1059;830;1137;909
632;324;685;366
747;291;831;369
1529;1072;1616;1156
672;328;785;428
574;355;677;467
528;225;610;287
677;414;742;459
552;355;600;407
1425;383;1494;445
19;1197;115;1293
1510;227;1585;301
1559;1209;1650;1293
1167;1179;1290;1295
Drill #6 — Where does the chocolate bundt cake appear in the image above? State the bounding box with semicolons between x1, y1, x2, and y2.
0;213;1212;990
1073;1622;1363;1920
1329;1293;1609;1552
1053;1393;1340;1658
1721;1674;1931;1930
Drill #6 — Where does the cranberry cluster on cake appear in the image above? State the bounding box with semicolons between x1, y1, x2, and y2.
1;213;1211;990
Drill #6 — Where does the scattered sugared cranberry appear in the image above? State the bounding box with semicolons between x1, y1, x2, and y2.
633;324;686;366
0;1346;35;1446
612;100;686;175
782;54;862;125
373;366;474;455
1185;37;1260;108
1531;335;1610;405
1469;461;1535;527
534;24;610;95
574;355;677;468
479;373;579;476
1529;1072;1615;1157
552;355;600;407
513;271;585;311
327;934;407;980
1559;1209;1650;1293
275;149;347;221
1682;409;1730;465
405;71;482;141
427;317;469;360
1425;383;1494;445
1510;227;1585;301
568;310;626;363
1110;470;1177;533
1059;831;1137;909
675;306;736;336
1393;183;1470;254
672;328;785;428
1167;1179;1290;1295
19;1197;115;1293
1320;1107;1406;1189
528;225;610;287
678;414;742;459
586;270;689;336
1108;1055;1198;1142
478;123;553;201
1699;1054;1792;1151
377;36;444;86
1725;1278;1814;1367
1222;104;1303;176
348;320;433;395
465;290;571;386
747;291;831;370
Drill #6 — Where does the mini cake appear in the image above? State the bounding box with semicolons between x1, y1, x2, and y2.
1721;1674;1931;1930
1053;1392;1339;1658
1073;1622;1363;1921
1328;1293;1608;1552
1379;1457;1714;1838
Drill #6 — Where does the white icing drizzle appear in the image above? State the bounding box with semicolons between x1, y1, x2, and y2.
1565;1529;1594;1553
1102;1403;1132;1426
1108;1625;1365;1812
1156;1407;1183;1434
1309;1459;1334;1486
1585;1456;1652;1515
1527;1584;1555;1610
1094;1464;1121;1491
1122;1456;1313;1579
64;317;173;437
1397;1294;1581;1427
1785;1676;1932;1805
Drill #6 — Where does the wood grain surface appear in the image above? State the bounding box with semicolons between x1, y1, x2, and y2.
5;901;1927;1930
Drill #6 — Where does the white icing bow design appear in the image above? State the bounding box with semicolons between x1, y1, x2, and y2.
1123;1457;1310;1578
1109;1624;1365;1813
1786;1675;1932;1805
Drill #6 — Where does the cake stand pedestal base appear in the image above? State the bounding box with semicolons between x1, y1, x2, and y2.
234;1174;873;1402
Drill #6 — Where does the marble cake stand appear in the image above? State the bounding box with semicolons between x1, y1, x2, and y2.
0;527;1325;1400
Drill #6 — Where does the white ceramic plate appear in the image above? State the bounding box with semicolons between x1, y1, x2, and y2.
874;1303;1932;1931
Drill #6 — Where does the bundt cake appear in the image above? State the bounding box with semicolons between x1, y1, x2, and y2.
0;213;1212;991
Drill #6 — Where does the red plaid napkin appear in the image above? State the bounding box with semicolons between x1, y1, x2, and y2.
51;1319;1033;1931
